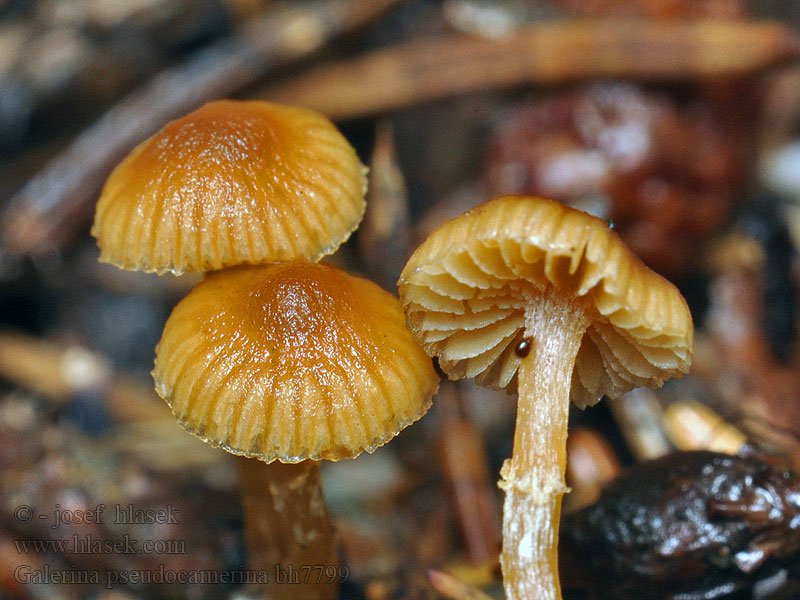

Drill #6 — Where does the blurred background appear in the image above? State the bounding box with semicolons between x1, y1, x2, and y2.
3;1;800;598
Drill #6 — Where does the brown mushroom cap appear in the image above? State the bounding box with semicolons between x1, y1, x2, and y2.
92;100;367;275
153;261;439;463
398;195;693;408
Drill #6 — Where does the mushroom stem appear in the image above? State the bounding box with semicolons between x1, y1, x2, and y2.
238;458;339;600
499;293;588;600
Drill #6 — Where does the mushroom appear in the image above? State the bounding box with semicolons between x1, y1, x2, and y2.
91;100;430;598
92;99;367;274
398;194;693;600
154;260;438;598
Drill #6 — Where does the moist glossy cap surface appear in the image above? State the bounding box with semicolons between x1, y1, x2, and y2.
398;195;693;407
154;261;438;462
92;100;367;274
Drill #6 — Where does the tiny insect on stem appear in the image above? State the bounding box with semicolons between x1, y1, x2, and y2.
515;337;533;358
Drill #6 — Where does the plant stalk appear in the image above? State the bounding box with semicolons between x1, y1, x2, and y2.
238;458;339;600
499;294;588;600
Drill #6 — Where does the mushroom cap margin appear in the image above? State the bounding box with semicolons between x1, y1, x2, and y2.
92;100;367;275
154;261;439;462
398;195;693;408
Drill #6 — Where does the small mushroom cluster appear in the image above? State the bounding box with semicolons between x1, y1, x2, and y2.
94;98;695;600
92;100;438;600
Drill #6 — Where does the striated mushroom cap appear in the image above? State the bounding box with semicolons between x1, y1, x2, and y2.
92;100;367;275
153;261;438;463
398;195;693;408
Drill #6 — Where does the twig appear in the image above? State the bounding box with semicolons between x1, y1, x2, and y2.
111;418;224;471
0;329;166;423
0;330;75;400
260;19;800;120
428;569;496;600
436;383;501;564
358;121;411;290
0;0;404;256
607;388;672;461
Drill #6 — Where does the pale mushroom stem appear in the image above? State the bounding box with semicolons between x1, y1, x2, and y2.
238;458;339;600
499;293;589;600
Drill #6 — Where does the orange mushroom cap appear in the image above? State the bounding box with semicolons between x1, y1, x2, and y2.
92;100;367;274
153;261;439;463
398;195;693;408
